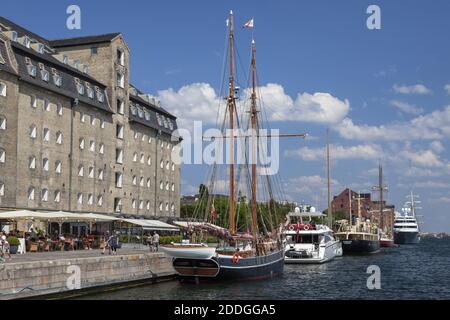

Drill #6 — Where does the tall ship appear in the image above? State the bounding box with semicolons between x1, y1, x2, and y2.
334;191;380;254
161;11;305;282
393;192;421;244
284;205;342;264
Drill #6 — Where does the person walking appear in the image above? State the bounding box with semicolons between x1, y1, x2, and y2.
0;235;11;260
152;232;160;252
102;230;110;255
147;232;154;252
110;233;118;255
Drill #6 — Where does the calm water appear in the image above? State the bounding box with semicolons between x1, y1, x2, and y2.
79;238;450;300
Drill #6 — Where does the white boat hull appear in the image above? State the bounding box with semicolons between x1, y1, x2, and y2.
284;241;341;264
160;244;217;259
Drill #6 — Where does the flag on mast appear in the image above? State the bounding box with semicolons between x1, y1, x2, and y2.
243;18;254;28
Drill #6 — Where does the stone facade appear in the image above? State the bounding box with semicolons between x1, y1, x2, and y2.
0;17;180;219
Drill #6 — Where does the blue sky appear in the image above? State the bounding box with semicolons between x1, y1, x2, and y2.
3;0;450;231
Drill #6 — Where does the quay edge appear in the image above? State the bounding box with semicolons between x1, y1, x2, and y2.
0;252;176;300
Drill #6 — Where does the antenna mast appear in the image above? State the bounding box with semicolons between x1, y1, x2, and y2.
250;38;258;239
228;10;236;235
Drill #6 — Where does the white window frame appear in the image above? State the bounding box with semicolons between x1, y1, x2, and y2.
28;187;35;201
43;158;49;171
0;116;6;130
0;148;4;163
43;128;50;142
99;143;104;155
77;193;83;205
0;82;6;97
117;99;124;115
116;124;124;139
97;195;103;207
147;178;151;188
57;103;63;116
117;72;125;88
98;169;104;180
116;148;123;164
54;190;61;203
133;152;138;162
78;165;84;177
29;156;36;169
89;140;95;152
88;166;94;178
115;172;123;188
55;161;62;174
0;182;5;197
79;138;85;150
56;131;63;145
30;125;37;139
41;188;49;202
132;175;137;186
88;193;93;206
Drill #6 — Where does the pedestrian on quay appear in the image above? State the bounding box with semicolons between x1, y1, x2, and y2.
147;232;154;252
102;230;110;255
110;233;118;255
153;231;160;252
0;235;11;261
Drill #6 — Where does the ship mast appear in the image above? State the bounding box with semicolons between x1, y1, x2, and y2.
250;38;258;238
326;129;332;228
228;10;236;235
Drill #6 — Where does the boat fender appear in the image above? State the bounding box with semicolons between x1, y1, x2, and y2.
232;252;240;264
289;225;295;231
304;225;310;231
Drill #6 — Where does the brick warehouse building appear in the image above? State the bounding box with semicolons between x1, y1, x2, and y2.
0;17;181;219
331;188;395;232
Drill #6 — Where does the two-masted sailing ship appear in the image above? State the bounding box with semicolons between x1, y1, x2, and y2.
161;11;305;281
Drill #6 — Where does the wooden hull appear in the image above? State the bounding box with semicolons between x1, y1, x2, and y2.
380;238;395;248
340;239;380;255
175;249;285;282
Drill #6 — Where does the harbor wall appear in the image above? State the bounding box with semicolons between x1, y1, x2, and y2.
0;252;175;300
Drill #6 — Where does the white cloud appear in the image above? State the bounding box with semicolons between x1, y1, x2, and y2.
400;167;442;178
265;84;350;124
285;144;383;161
398;181;450;189
430;141;444;153
393;84;431;95
335;105;450;141
284;175;340;196
444;84;450;95
390;100;423;115
397;149;443;168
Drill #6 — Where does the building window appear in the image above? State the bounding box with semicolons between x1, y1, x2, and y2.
100;119;105;129
147;178;151;188
140;153;145;164
117;72;125;88
43;100;50;112
31;95;37;108
0;182;4;197
99;143;104;155
63;55;68;64
97;195;103;207
161;141;164;148
43;128;50;142
90;140;95;152
43;158;49;171
116;148;123;164
148;137;152;144
132;175;137;186
0;148;4;163
97;90;105;103
91;47;98;55
90;116;96;126
79;138;85;150
159;202;163;212
56;131;63;145
117;99;124;114
146;201;150;211
133;152;138;162
98;169;104;181
83;65;89;74
141;134;146;142
80;112;85;123
165;182;170;191
27;64;37;77
0;116;6;130
88;193;94;206
165;202;169;212
57;103;63;116
30;125;37;139
54;190;61;203
28;187;35;200
134;131;139;140
41;188;49;202
117;49;125;66
41;69;49;82
114;198;122;212
160;160;164;169
132;199;137;209
159;181;163;190
166;161;170;170
116;124;124;139
144;111;150;121
115;172;123;188
53;73;62;87
171;183;175;192
0;82;5;97
139;176;144;187
78;165;84;177
77;193;83;205
55;161;62;174
88;166;94;178
29;156;36;169
87;86;94;99
77;83;85;95
139;200;144;210
0;50;4;65
172;163;175;171
147;156;152;166
171;203;175;213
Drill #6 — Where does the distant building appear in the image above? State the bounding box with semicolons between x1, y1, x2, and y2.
0;16;181;219
331;188;395;231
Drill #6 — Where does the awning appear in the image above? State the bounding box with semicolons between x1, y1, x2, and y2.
0;210;118;223
121;219;179;231
288;212;327;218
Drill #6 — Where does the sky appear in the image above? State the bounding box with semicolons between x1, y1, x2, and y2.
2;0;450;232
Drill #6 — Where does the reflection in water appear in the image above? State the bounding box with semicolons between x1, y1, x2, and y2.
78;238;450;300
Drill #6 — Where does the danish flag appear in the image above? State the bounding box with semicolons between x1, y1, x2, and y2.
243;18;254;29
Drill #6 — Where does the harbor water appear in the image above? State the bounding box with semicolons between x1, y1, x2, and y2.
78;237;450;300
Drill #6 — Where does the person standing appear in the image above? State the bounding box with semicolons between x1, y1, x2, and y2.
1;235;11;260
102;230;110;255
152;232;160;252
110;233;118;255
147;232;154;252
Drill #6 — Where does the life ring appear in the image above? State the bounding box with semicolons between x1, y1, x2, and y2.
289;225;295;231
232;252;240;264
304;225;310;231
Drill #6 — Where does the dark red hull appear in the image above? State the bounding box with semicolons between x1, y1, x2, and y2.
380;239;395;247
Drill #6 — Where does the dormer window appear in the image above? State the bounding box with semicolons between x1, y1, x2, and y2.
117;72;125;88
41;69;49;82
27;64;37;77
144;111;150;121
37;43;44;54
53;73;62;87
0;50;4;65
97;89;105;103
130;104;137;116
91;47;98;55
87;85;94;99
137;106;144;118
83;64;88;74
73;60;79;69
11;31;17;42
63;55;68;64
23;36;30;48
117;49;125;66
76;80;85;95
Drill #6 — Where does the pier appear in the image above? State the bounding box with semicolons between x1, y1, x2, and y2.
0;249;176;300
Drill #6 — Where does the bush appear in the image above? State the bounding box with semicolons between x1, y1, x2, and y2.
159;235;182;245
7;236;20;246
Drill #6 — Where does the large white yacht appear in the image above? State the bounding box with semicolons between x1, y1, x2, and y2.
393;192;421;244
284;206;342;264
